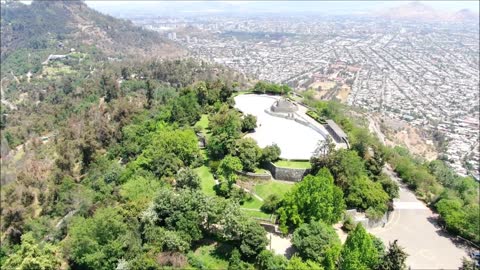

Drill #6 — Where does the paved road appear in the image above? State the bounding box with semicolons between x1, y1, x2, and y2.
369;165;469;269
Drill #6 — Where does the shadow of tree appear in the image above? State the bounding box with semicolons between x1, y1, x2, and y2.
427;216;476;252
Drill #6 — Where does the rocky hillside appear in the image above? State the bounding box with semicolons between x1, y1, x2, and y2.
0;0;183;74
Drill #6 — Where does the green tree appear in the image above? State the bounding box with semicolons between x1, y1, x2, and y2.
228;248;253;270
133;127;201;178
241;114;257;132
145;79;154;109
208;105;242;158
377;173;399;200
339;224;381;270
195;82;209;106
286;255;324;270
170;92;201;125
3;232;61;270
120;174;162;203
100;72;118;103
311;149;367;191
253;82;291;95
175;167;201;190
436;199;479;243
346;175;389;215
233;138;262;172
292;221;341;269
261;144;281;164
218;155;243;185
278;168;345;230
261;194;282;213
256;250;288;270
143;225;189;253
143;188;206;244
378;240;408;270
65;207;139;270
238;221;268;259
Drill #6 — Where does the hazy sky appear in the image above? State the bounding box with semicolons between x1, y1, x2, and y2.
83;1;480;17
18;1;480;17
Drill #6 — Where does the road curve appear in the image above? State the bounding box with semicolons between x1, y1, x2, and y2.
368;165;469;269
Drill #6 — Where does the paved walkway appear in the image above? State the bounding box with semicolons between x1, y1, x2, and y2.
267;232;294;257
368;165;469;269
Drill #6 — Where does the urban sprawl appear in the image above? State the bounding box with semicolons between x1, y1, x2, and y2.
135;16;479;179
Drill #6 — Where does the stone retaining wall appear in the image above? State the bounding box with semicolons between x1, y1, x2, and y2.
264;109;295;120
264;109;329;138
265;162;310;182
236;170;272;180
345;209;389;229
260;222;280;233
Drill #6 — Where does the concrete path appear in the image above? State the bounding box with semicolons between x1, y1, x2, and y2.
267;232;294;257
234;94;326;160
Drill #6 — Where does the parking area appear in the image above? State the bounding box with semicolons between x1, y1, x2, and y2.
234;94;326;160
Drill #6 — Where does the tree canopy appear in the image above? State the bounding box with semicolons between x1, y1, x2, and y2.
278;168;345;232
292;221;341;270
339;224;382;270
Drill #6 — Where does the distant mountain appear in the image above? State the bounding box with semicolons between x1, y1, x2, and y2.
0;0;183;63
376;2;479;23
450;9;479;22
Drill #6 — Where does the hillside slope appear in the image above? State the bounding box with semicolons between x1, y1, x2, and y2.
0;0;183;74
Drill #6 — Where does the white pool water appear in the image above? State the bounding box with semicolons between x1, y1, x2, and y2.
234;94;326;160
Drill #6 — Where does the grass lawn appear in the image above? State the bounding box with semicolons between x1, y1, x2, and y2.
194;166;216;196
195;114;209;132
254;167;268;174
240;196;263;210
274;160;311;169
254;180;294;200
232;90;253;97
191;243;230;269
241;209;272;220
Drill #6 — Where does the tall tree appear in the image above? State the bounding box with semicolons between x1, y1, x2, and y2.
170;92;201;125
339;224;381;270
133;127;201;178
216;155;243;196
233;138;262;172
292;221;341;270
207;105;242;158
278;168;345;232
100;72;118;103
145;79;154;109
312;149;367;190
346;175;389;215
378;240;408;270
238;221;268;259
